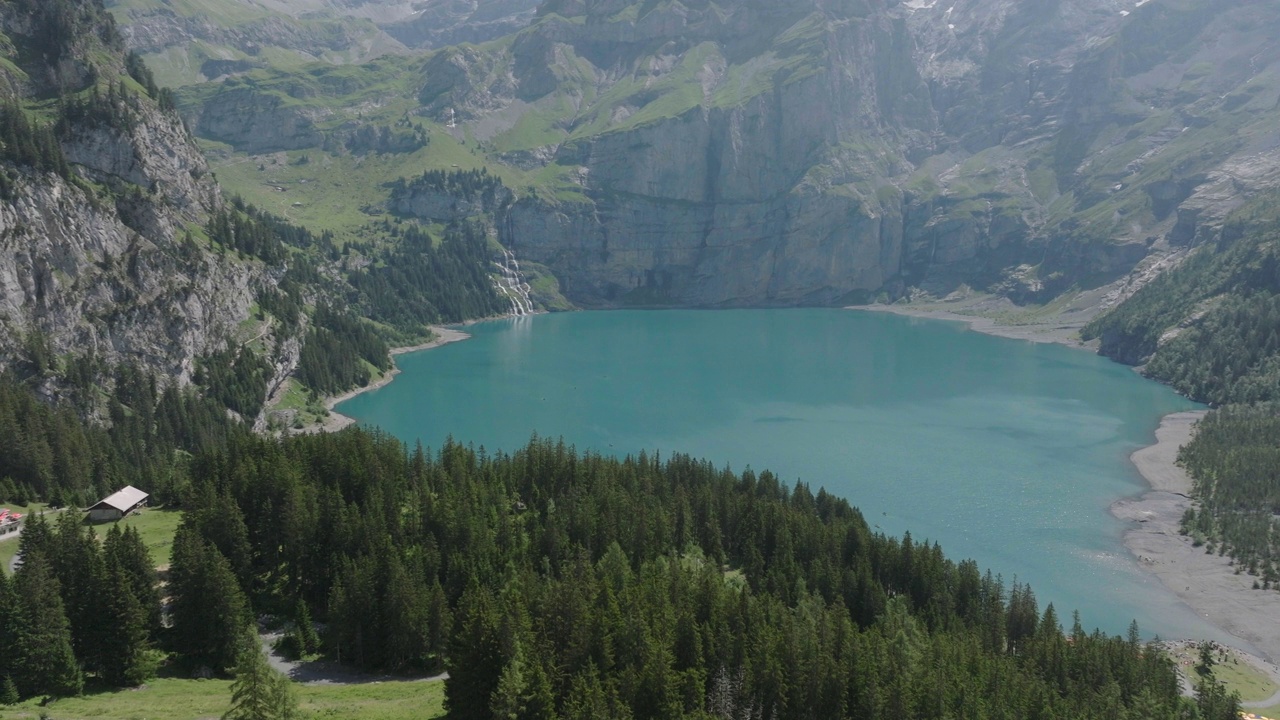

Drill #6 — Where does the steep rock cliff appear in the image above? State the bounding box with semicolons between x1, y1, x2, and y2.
0;0;261;390
174;0;1280;308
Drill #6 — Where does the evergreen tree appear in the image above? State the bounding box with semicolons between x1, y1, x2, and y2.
12;555;82;698
562;664;632;720
169;525;249;671
15;509;53;568
294;599;319;656
446;581;505;720
0;571;16;691
0;675;17;706
1197;642;1216;676
105;524;162;634
100;563;157;686
53;510;108;675
223;628;297;720
1196;677;1241;720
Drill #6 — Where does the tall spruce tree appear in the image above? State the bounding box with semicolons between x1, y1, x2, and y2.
100;563;157;686
53;510;108;676
0;569;17;691
104;523;162;634
1196;677;1241;720
12;555;82;698
293;599;319;656
223;627;297;720
0;675;17;706
14;509;52;568
446;581;506;720
170;524;249;671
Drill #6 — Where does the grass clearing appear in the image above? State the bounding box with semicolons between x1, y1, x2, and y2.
212;129;522;238
0;506;182;574
1209;656;1278;704
89;507;184;568
1168;643;1280;707
0;503;51;572
7;676;445;720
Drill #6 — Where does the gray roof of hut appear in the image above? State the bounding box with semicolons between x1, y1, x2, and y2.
88;485;148;513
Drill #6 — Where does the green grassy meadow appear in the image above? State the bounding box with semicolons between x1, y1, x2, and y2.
0;506;182;574
1168;643;1280;715
5;677;445;720
88;507;185;568
0;503;49;573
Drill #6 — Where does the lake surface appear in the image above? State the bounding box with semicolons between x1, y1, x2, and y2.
338;308;1226;643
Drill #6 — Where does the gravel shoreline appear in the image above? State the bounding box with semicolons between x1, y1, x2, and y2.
312;326;472;434
852;303;1280;674
1116;412;1280;666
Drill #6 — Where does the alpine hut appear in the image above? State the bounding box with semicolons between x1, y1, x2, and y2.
86;485;149;522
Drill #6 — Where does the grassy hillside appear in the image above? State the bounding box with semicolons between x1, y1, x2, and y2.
8;676;445;719
1082;192;1280;405
106;0;407;88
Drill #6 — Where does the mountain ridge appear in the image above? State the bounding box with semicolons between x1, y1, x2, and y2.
163;0;1280;309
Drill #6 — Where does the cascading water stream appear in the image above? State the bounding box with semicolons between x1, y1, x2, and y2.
494;248;534;316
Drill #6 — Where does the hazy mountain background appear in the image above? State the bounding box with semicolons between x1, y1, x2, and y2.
109;0;1280;309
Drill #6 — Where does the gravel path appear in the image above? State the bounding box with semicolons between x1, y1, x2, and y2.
260;631;448;685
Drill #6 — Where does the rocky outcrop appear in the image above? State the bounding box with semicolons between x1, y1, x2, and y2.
484;0;1280;306
0;1;265;394
191;85;328;153
392;189;496;224
61;103;219;221
0;166;254;387
166;0;1280;308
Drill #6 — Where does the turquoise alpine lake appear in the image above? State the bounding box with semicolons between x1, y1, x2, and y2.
337;308;1226;644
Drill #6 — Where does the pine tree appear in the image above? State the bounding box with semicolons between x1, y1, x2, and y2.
53;510;108;675
100;563;157;686
223;628;297;720
294;599;319;656
105;524;162;634
1196;641;1217;677
0;675;17;705
445;581;505;720
170;524;249;670
563;664;631;720
1196;677;1241;720
15;509;53;568
12;555;82;698
0;571;16;692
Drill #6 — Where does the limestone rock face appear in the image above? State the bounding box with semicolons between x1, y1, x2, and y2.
62;103;219;221
390;183;514;224
177;0;1280;308
193;86;328;153
0;150;254;386
0;2;262;389
491;0;1280;306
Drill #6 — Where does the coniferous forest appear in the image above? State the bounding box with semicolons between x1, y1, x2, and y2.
1178;406;1280;587
0;369;1234;717
0;0;1267;718
1083;197;1280;600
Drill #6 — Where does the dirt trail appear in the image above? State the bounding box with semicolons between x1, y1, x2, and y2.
259;632;447;685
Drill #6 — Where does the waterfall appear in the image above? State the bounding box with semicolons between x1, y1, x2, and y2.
494;248;534;316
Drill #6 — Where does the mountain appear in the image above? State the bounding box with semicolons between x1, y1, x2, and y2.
108;0;541;89
0;0;258;392
1082;190;1280;405
165;0;1280;308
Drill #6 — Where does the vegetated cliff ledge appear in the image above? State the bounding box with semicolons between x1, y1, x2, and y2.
0;0;270;410
178;0;1280;310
